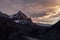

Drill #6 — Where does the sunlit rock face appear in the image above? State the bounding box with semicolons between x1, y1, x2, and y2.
32;6;60;25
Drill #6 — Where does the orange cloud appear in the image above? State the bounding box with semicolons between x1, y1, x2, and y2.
0;0;60;24
32;7;60;24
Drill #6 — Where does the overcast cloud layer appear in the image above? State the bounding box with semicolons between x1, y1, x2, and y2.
0;0;60;24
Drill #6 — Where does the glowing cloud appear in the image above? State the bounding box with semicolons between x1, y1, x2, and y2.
32;6;60;25
0;0;60;24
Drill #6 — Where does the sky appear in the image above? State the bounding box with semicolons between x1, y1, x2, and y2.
0;0;60;25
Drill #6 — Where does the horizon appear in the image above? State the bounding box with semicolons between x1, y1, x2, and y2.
0;0;60;25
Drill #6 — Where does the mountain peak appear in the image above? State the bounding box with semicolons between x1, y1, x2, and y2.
9;11;32;24
17;11;23;14
10;11;27;20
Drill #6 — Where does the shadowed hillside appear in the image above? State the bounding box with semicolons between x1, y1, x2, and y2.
0;11;59;40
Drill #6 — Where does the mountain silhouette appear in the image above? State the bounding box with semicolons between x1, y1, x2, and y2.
0;11;60;40
42;21;60;40
0;11;39;40
10;11;27;20
51;21;60;29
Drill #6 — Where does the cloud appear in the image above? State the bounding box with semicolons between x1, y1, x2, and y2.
0;0;60;24
0;0;60;15
21;0;60;17
31;7;60;24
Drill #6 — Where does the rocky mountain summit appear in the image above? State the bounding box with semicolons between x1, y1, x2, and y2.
0;11;60;40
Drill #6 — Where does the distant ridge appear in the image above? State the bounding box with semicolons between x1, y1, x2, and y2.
51;20;60;29
0;11;59;40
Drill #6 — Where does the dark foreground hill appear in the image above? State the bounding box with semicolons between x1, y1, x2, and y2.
0;11;60;40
